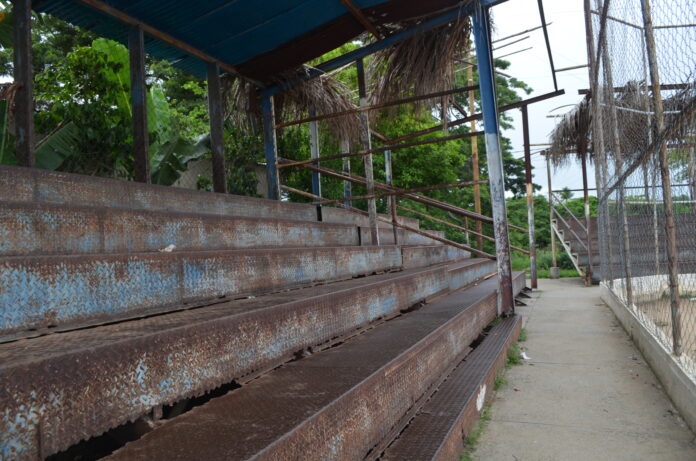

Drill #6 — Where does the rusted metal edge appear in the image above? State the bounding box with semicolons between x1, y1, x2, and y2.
0;201;362;257
0;246;403;342
1;260;496;459
380;315;522;460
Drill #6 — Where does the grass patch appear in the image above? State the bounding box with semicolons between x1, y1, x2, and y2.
506;343;522;368
518;328;527;342
511;250;580;279
493;373;507;391
459;403;492;461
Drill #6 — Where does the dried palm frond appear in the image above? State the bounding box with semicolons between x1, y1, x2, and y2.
369;14;471;115
223;66;360;141
614;81;651;162
548;96;592;168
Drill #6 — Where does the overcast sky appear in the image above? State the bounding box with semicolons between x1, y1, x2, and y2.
490;0;595;198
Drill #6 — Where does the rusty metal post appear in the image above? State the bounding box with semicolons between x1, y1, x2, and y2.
261;94;280;200
207;62;227;194
341;137;351;208
473;7;514;315
128;25;150;183
13;0;34;168
356;58;379;245
468;66;484;251
309;106;322;220
521;106;537;289
640;0;682;355
546;152;559;278
581;145;593;286
384;149;399;245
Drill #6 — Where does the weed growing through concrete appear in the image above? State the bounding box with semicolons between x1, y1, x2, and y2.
506;343;522;368
459;403;492;461
518;328;528;342
493;373;507;391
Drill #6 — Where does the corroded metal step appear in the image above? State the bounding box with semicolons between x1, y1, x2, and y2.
0;259;495;460
0;246;402;340
0;165;419;229
403;245;470;270
381;315;522;461
104;276;523;461
0;201;361;256
360;227;446;246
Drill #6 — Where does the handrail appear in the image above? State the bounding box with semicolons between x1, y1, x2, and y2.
552;206;589;252
551;191;588;237
280;185;495;259
397;205;530;255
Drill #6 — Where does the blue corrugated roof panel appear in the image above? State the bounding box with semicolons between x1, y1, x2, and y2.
34;0;390;79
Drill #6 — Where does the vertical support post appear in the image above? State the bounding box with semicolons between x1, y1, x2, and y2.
341;137;352;208
584;0;613;286
129;25;150;183
641;0;682;355
207;62;227;194
473;7;514;315
546;152;559;278
309;106;322;220
384;150;399;245
261;94;280;200
468;67;484;251
521;106;538;289
356;58;379;245
598;3;633;307
581;145;593;286
13;0;34;168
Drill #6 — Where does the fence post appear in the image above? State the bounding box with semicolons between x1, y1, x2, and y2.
13;0;34;168
521;105;538;288
356;58;380;245
581;145;593;286
640;0;682;355
261;94;280;200
597;0;633;307
473;6;514;315
128;25;150;183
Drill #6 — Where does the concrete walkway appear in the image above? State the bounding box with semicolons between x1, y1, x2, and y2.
473;277;696;461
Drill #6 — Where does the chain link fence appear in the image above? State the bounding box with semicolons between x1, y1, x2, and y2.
590;0;695;379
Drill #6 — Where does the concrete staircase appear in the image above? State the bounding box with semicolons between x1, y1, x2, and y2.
0;166;525;460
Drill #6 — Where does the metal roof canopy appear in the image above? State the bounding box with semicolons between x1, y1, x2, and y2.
33;0;499;85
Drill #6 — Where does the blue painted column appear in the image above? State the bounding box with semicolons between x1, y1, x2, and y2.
261;94;280;200
473;6;514;315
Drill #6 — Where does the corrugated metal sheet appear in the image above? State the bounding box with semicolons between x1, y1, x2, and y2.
33;0;389;78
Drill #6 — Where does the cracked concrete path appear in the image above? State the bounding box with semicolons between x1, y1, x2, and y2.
473;277;696;461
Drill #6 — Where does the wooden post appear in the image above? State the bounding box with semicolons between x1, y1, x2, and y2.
207;62;227;193
13;0;34;167
641;0;682;355
356;58;379;245
468;66;484;250
261;94;280;200
129;25;150;183
521;106;538;288
309;106;322;220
